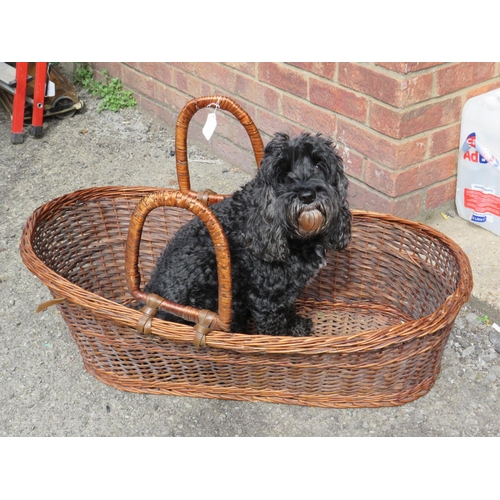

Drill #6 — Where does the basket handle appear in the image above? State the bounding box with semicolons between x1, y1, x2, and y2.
125;190;232;341
175;95;264;201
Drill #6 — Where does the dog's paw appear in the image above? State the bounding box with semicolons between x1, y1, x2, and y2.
289;315;314;337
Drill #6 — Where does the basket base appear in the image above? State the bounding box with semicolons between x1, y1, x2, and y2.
296;299;412;337
124;297;412;337
85;362;437;408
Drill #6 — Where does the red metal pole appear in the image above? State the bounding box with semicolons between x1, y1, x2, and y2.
30;62;47;137
11;62;29;144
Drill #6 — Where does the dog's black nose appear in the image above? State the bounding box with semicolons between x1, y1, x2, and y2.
298;189;316;204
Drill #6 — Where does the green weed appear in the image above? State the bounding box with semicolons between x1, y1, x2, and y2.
478;314;491;325
74;63;136;113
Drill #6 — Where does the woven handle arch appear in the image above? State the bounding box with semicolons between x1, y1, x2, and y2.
175;95;264;203
125;190;232;337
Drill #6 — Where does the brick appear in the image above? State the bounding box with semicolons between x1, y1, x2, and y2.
256;108;304;138
282;95;336;135
364;161;397;196
337;119;427;170
210;134;258;175
402;154;456;195
91;62;123;80
288;62;336;79
338;146;363;180
369;104;397;137
339;63;433;107
436;62;496;96
348;179;422;217
390;192;423;219
223;62;256;76
169;62;197;73
348;179;389;212
375;62;443;74
365;154;456;197
235;74;280;113
194;63;237;93
122;65;155;99
465;79;500;100
425;178;456;210
139;96;178;129
174;70;212;98
370;97;462;139
310;78;368;123
154;82;189;112
124;62;141;71
258;62;308;98
138;62;173;85
429;124;460;156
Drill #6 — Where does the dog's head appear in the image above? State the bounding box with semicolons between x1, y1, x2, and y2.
245;132;352;261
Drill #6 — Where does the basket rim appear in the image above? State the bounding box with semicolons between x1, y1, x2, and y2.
20;186;473;355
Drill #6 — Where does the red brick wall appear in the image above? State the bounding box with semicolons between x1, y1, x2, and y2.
90;62;500;219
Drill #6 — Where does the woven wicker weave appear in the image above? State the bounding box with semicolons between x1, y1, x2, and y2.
19;95;473;408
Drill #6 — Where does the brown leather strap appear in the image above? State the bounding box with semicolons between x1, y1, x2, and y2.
36;297;66;313
137;294;164;334
193;309;217;348
197;189;217;207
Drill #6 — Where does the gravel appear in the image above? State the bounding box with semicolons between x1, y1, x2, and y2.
1;86;500;438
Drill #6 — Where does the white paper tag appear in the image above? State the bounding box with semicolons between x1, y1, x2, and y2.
46;80;56;97
202;112;217;140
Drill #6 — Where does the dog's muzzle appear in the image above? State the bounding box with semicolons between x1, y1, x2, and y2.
286;186;334;238
294;188;325;235
298;208;324;233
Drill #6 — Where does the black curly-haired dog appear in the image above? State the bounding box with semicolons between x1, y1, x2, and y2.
144;132;351;336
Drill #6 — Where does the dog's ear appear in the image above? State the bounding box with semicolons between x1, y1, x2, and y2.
259;132;291;184
309;135;352;252
243;181;290;261
243;132;293;261
325;163;352;252
326;204;352;252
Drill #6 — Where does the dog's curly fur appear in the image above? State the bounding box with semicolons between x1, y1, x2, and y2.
143;132;352;336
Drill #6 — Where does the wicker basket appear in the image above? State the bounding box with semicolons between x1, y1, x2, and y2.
19;95;473;408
